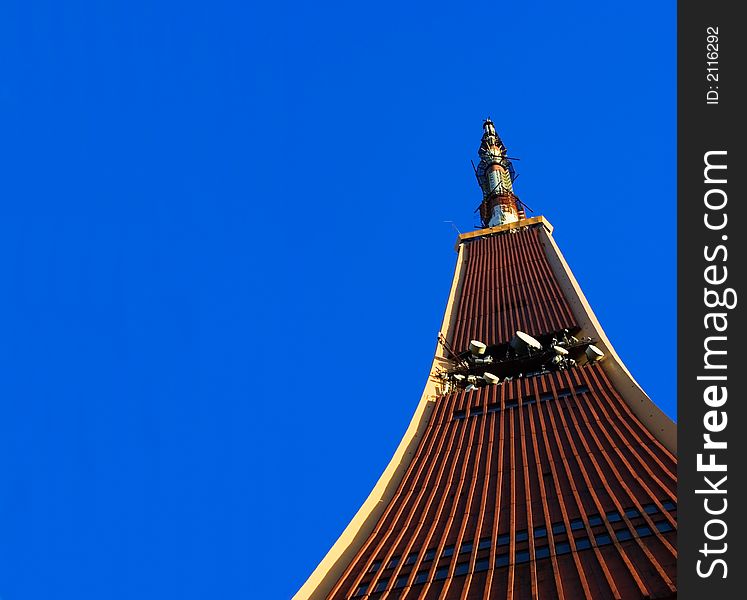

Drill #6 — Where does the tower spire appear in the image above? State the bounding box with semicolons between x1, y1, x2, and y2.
475;118;522;227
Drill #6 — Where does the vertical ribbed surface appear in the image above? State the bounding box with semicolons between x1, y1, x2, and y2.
326;226;677;600
451;229;575;352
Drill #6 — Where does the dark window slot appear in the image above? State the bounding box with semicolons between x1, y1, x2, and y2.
474;558;490;572
615;528;633;541
394;576;409;589
655;520;674;533
606;511;622;523
575;537;591;550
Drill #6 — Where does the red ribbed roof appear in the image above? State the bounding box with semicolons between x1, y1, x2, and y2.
451;227;576;352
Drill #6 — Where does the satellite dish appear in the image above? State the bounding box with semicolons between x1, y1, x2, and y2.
483;372;500;385
585;344;604;362
453;374;466;381
510;330;543;352
553;345;569;355
465;384;478;392
469;340;487;356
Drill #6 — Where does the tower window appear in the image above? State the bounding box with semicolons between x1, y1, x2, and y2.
655;520;674;533
515;529;529;542
455;561;471;576
595;533;612;546
534;526;547;538
588;514;603;527
478;537;491;550
353;584;368;597
555;541;571;555
434;567;449;581
497;533;510;545
615;528;632;541
515;550;530;564
442;545;455;558
625;508;641;519
643;504;659;515
386;556;400;569
474;558;490;572
460;541;473;554
393;575;409;589
575;537;591;550
423;548;436;561
552;522;566;535
636;525;653;537
374;579;389;592
404;552;418;565
570;518;584;531
368;560;382;573
496;553;510;567
606;510;622;523
413;571;429;585
662;500;677;511
535;545;550;559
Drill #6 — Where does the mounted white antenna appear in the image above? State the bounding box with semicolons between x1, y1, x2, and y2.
483;372;500;385
469;340;487;356
510;331;542;352
585;344;605;362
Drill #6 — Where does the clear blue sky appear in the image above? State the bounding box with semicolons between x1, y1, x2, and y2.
1;2;674;599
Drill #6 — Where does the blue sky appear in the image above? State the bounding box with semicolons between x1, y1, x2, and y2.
1;1;674;598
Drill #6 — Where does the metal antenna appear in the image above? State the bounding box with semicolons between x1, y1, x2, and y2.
517;197;535;213
444;220;461;235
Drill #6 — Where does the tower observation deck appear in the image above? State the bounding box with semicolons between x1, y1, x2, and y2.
296;121;677;600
